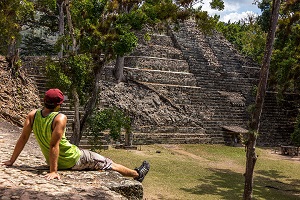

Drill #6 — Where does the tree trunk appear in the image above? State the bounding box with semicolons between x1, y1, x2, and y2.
80;62;104;134
6;38;20;77
70;87;81;145
65;0;76;53
114;55;126;83
57;0;64;58
64;0;81;145
243;0;281;199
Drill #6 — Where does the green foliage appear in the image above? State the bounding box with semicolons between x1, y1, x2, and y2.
256;0;272;32
70;0;139;59
35;0;57;11
195;11;220;35
291;114;300;147
45;54;94;104
45;60;72;91
269;0;300;94
142;0;178;23
88;107;132;142
210;0;225;11
71;0;106;29
0;0;34;55
144;32;151;42
247;104;256;114
216;20;266;64
117;9;148;30
113;31;138;56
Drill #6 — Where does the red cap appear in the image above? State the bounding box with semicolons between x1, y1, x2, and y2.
44;89;64;107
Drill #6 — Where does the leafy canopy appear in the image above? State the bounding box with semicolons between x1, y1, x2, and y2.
270;0;300;93
45;54;94;104
0;0;34;55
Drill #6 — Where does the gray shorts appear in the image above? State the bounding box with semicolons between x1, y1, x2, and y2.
71;149;113;171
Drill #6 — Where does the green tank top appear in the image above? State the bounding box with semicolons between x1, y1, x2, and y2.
32;109;81;169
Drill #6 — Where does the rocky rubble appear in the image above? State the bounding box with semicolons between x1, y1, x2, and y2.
0;56;41;127
98;80;204;131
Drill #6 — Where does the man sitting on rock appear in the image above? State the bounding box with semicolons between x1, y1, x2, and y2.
2;88;150;182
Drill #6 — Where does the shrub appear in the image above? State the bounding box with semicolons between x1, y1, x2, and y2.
291;114;300;147
87;107;131;146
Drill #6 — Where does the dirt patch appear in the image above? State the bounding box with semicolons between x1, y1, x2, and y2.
160;144;210;162
264;148;300;162
159;144;300;173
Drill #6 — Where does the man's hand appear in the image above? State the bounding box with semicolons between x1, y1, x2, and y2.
45;172;61;180
1;160;14;166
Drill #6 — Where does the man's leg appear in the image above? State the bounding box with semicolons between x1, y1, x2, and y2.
111;161;150;182
111;163;139;177
72;149;150;182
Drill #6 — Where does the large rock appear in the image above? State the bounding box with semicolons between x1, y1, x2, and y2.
0;119;143;199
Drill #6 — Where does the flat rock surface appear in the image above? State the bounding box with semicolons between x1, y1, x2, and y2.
0;119;142;200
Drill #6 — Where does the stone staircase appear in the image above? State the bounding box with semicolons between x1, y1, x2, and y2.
166;20;259;143
258;92;299;146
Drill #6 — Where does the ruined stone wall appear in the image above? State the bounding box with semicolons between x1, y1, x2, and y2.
167;20;299;146
258;92;299;146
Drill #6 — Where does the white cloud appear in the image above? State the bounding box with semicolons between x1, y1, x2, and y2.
222;2;240;12
199;0;260;23
221;11;258;22
201;1;239;15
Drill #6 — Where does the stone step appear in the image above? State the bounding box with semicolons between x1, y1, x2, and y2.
135;125;205;133
131;44;184;59
136;33;174;47
125;67;197;86
132;132;216;144
137;81;202;89
124;56;190;72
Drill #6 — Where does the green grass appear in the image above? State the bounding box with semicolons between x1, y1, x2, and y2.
98;144;300;200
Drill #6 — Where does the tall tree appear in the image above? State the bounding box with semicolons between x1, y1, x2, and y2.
270;0;300;94
256;0;272;32
64;0;82;144
20;0;59;56
243;0;281;199
0;0;34;74
112;1;144;83
57;0;65;58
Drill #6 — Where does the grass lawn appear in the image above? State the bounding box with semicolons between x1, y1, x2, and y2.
98;144;300;200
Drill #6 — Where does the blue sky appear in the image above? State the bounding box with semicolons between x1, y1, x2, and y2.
200;0;261;22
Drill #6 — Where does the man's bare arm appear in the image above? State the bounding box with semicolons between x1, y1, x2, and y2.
1;109;36;166
45;113;67;180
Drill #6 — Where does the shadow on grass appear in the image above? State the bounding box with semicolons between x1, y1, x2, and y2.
181;168;300;200
255;169;300;198
181;168;244;199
